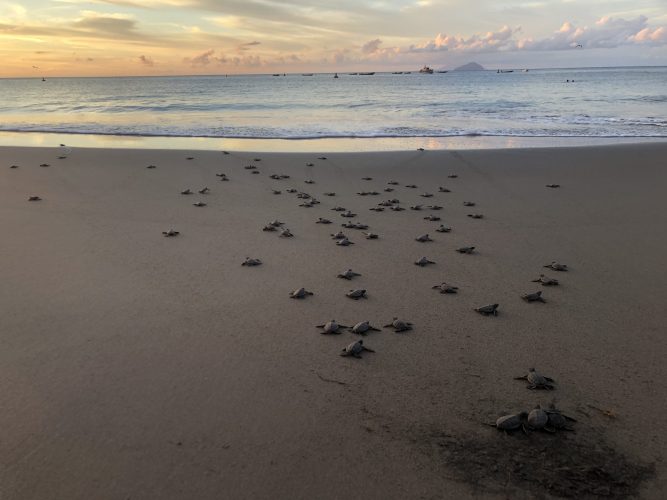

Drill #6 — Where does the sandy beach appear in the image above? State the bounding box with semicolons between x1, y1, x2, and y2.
1;142;666;499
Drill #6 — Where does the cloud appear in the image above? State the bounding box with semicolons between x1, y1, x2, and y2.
184;48;215;66
237;40;260;51
408;16;667;54
138;54;154;66
361;38;382;54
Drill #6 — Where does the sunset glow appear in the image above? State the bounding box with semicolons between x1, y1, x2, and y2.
1;0;666;77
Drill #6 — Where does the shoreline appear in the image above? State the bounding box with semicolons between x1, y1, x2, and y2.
2;142;666;498
1;130;666;153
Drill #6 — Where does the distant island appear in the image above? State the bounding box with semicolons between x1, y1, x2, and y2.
453;62;485;71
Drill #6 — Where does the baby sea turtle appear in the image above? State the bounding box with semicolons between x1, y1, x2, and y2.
241;257;262;266
432;283;458;294
463;201;476;207
338;269;361;280
262;225;277;232
342;222;356;229
268;220;284;227
423;215;441;221
251;170;260;175
369;207;384;212
456;246;475;254
438;187;451;193
39;163;50;167
340;211;356;218
448;174;458;178
362;177;373;181
272;190;282;195
10;165;19;168
427;205;443;210
324;192;336;196
405;184;417;188
409;205;423;211
544;405;576;431
514;368;555;390
467;214;484;219
305;162;314;167
299;201;314;207
336;238;354;246
544;261;568;271
316;320;348;334
181;189;192;195
162;229;180;237
289;287;313;299
331;206;346;212
475;304;499;316
486;412;528;433
532;274;559;286
146;165;157;169
253;158;262;162
340;339;375;358
352;222;368;230
198;187;210;194
383;318;413;332
316;218;332;224
331;231;346;240
28;196;42;201
216;172;228;178
420;193;433;198
414;257;435;267
390;206;405;211
193;201;207;207
522;291;546;303
349;320;379;334
286;188;298;193
436;225;452;233
417;147;425;151
346;289;367;300
546;184;561;188
269;174;281;180
244;165;256;170
304;180;315;184
363;232;379;239
279;228;294;237
526;405;550;431
186;156;194;160
388;180;399;185
384;188;394;192
415;234;433;242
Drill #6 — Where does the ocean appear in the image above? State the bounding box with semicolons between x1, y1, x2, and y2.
0;66;665;147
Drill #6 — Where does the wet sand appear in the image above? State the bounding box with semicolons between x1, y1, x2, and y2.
1;143;666;499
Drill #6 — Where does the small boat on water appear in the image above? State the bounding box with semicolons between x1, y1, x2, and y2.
436;70;448;74
302;73;314;76
419;66;434;74
42;77;46;82
359;72;375;76
272;74;280;76
349;73;358;76
334;73;339;78
392;71;404;74
497;69;514;73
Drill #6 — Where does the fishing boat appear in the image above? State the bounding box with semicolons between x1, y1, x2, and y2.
392;71;404;74
302;73;314;76
359;72;375;76
419;66;434;74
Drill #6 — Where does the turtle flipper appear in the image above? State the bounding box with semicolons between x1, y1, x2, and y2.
383;324;392;328
543;425;557;434
340;350;350;357
370;327;381;331
363;347;375;353
514;376;528;381
316;324;325;328
544;376;555;382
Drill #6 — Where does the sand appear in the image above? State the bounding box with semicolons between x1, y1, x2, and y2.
1;143;666;499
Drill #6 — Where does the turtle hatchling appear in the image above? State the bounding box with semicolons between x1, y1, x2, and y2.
268;220;284;227
546;184;561;188
340;211;356;218
388;181;399;185
363;232;379;239
241;257;262;267
279;228;294;237
423;215;441;221
544;261;568;271
522;291;546;303
532;274;559;286
467;214;484;219
28;196;42;201
475;304;499;316
289;287;313;299
316;320;348;335
390;206;405;211
346;289;367;300
362;177;372;181
198;187;210;194
405;184;418;188
415;234;433;243
463;201;476;207
324;192;336;196
340;340;374;358
336;237;354;246
162;229;180;237
414;257;435;267
349;320;379;334
438;187;451;193
409;205;423;211
193;201;207;207
304;179;315;184
456;246;475;254
262;225;277;232
181;189;192;195
369;207;384;212
384;318;413;332
331;231;346;240
436;225;452;233
337;269;361;280
514;368;555;390
316;218;332;224
526;405;550;431
427;205;443;210
448;174;458;178
331;206;346;212
432;283;458;294
487;412;528;433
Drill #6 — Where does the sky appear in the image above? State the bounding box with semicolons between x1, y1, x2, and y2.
1;0;666;76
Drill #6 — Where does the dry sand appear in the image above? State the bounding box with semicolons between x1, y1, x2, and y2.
1;143;666;499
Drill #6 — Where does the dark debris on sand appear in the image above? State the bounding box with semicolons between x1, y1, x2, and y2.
422;429;654;499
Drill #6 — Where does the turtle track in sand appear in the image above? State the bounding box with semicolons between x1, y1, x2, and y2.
419;429;654;498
